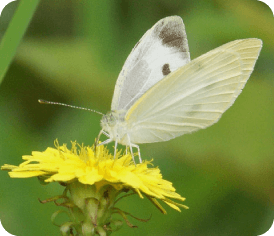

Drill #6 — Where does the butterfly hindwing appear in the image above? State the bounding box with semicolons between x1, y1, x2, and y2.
125;39;262;144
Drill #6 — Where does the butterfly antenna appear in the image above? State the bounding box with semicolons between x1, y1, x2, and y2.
38;99;104;116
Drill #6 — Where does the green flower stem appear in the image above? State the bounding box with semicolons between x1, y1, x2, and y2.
67;182;119;236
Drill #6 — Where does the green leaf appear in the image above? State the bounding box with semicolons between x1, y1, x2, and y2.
0;0;40;84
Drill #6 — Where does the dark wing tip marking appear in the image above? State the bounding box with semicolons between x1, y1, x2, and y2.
157;20;188;53
162;63;171;76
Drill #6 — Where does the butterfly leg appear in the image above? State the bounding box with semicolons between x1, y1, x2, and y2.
114;140;118;158
126;134;136;164
128;144;136;165
96;130;110;146
131;143;142;163
95;130;102;154
96;130;112;148
96;138;113;147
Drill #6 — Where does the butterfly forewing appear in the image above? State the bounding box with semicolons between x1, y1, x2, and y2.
111;16;190;112
125;39;262;144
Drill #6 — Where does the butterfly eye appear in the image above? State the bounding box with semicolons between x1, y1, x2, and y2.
105;112;116;127
110;114;115;122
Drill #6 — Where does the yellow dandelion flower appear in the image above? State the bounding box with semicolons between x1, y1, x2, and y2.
1;141;188;235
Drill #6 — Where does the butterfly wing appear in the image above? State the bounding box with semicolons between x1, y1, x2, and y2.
111;16;190;111
125;39;262;144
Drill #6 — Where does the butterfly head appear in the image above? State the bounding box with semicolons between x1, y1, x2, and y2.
100;110;130;144
101;112;117;129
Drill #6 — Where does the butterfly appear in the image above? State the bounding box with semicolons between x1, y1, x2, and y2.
97;15;262;163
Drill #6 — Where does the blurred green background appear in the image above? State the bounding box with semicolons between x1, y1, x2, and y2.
0;0;273;235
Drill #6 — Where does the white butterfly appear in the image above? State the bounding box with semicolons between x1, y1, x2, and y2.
97;15;262;163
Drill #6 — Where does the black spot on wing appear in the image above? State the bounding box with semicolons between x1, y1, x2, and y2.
162;63;171;76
